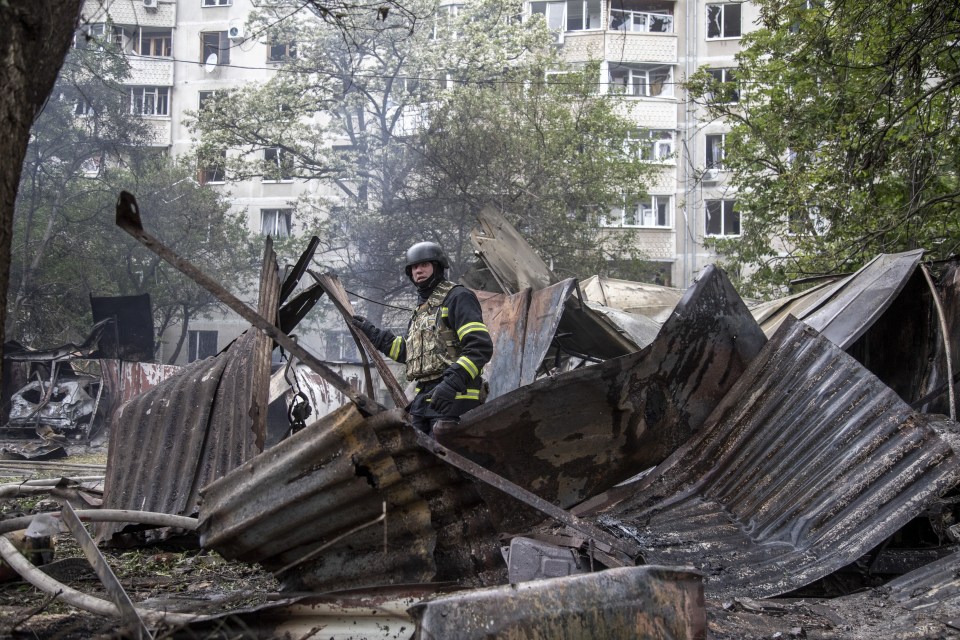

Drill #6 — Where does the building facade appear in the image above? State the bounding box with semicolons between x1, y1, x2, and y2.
81;0;755;364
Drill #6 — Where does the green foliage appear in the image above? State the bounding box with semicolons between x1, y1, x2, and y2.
686;0;960;298
10;43;257;355
188;0;656;316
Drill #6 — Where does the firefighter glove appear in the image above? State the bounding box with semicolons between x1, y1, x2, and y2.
429;375;466;414
352;315;378;340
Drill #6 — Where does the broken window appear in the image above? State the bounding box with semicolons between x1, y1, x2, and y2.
261;208;292;237
201;31;230;65
705;199;740;236
263;147;293;182
188;330;218;362
609;0;674;33
705;134;726;169
609;64;673;97
707;67;740;103
530;0;602;35
134;28;172;57
267;41;297;63
706;2;742;39
130;86;170;116
627;130;674;161
199;149;227;184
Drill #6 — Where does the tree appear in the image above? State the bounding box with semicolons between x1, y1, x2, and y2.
10;29;258;359
189;0;655;325
686;0;960;297
0;0;84;376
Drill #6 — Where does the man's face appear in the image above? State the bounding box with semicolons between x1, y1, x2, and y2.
411;260;435;284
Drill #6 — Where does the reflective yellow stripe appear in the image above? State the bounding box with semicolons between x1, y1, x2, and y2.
457;322;488;340
441;307;449;318
457;356;479;379
389;336;403;360
455;390;480;400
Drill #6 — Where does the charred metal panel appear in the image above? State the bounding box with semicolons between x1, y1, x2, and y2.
89;294;154;361
199;406;504;592
436;265;766;528
98;360;180;408
579;275;684;323
476;279;575;400
758;250;923;349
920;261;960;416
97;246;279;543
589;317;960;599
885;549;960;612
409;566;706;640
469;206;558;294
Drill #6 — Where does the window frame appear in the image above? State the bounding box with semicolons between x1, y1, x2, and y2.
604;195;673;229
609;8;673;33
200;31;230;65
260;208;293;237
705;133;726;169
129;86;170;116
263;147;294;182
267;41;297;63
705;199;740;237
529;0;602;35
609;63;673;98
134;28;172;57
707;67;740;103
199;149;227;185
706;2;742;39
188;330;219;362
202;0;232;7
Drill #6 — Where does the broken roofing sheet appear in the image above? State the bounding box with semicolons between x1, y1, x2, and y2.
434;264;767;529
465;205;559;294
199;404;504;592
578;274;685;324
578;316;960;599
96;245;279;543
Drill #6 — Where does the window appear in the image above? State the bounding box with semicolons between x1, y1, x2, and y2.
605;196;672;228
707;68;740;103
706;3;742;39
130;87;170;116
267;41;297;63
199;150;226;184
263;147;293;181
74;99;95;116
134;28;172;57
609;64;672;97
609;1;673;33
431;4;463;39
705;199;740;236
201;31;230;66
202;0;232;6
324;330;360;362
188;330;218;362
705;134;726;169
198;90;218;111
627;130;674;161
530;0;602;33
74;23;124;49
261;209;292;237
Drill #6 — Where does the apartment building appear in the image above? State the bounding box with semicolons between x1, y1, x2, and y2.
81;0;755;364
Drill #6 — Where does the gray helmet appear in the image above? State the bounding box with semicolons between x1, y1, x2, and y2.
404;241;449;279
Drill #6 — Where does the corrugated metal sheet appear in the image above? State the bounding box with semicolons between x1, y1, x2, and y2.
97;246;279;543
579;275;685;323
98;360;180;410
755;250;924;349
409;566;706;640
919;261;960;416
587;316;960;599
434;264;767;532
199;405;504;592
475;279;575;400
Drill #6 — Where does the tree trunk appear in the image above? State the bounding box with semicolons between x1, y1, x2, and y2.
166;305;191;365
0;1;83;384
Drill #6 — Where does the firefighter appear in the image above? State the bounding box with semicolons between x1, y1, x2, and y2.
352;241;493;433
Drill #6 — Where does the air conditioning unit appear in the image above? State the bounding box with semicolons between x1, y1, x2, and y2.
228;25;245;39
702;168;719;183
142;0;158;8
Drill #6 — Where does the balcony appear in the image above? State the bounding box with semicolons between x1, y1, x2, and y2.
128;55;174;86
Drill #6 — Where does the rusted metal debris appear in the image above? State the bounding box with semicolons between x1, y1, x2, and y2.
575;316;960;599
578;274;685;323
96;239;281;543
433;263;767;532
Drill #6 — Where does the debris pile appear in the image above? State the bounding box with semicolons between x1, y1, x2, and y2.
3;196;960;639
